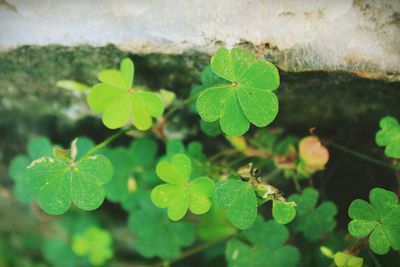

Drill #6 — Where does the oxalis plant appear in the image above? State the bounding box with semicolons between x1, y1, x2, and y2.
7;47;400;267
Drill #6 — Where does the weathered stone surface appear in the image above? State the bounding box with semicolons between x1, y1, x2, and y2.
1;0;400;75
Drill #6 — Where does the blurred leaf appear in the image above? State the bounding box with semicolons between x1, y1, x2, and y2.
197;206;236;241
128;191;195;260
56;80;89;92
9;136;54;204
159;88;176;107
200;119;222;137
42;238;77;267
333;252;363;267
288;188;337;241
225;217;300;267
104;137;159;203
27;136;54;160
72;226;113;266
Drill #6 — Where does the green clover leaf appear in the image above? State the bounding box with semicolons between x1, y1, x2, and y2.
189;65;226;113
376;116;400;159
288;188;337;241
151;153;215;221
87;58;164;130
104;137;158;203
348;187;400;254
226;216;300;267
272;200;297;225
214;177;257;229
196;47;279;136
128;191;195;260
72;226;113;266
26;154;113;215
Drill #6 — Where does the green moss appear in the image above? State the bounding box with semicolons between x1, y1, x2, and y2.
0;45;399;169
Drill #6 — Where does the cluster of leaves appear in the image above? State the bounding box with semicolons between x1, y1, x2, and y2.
288;188;337;241
6;50;400;267
226;216;300;267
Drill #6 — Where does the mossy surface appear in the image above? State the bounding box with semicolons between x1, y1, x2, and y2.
0;45;399;175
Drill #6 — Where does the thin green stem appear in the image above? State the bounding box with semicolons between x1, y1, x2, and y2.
163;92;200;121
82;127;132;158
209;148;240;162
329;143;394;170
368;249;383;267
292;176;302;192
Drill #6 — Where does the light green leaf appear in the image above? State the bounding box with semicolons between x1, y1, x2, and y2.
151;153;214;221
347;187;400;255
88;58;164;130
272;200;297;224
26;155;113;215
189;177;214;214
333;252;363;267
197;47;280;136
376;116;400;158
72;226;113;266
120;58;134;87
162;140;211;179
214;178;257;229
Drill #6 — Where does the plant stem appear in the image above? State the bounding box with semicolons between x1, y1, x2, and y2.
163;93;200;121
368;249;383;267
82;127;132;158
328;143;394;170
209;148;240;162
292;176;302;192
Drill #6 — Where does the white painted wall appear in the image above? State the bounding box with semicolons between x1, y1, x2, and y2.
1;0;399;72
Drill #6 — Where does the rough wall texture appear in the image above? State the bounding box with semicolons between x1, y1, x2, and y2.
1;0;400;77
0;0;399;171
